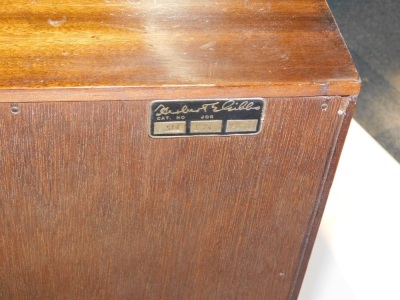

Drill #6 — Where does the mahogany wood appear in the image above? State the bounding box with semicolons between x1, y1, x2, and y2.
0;0;359;101
0;1;360;299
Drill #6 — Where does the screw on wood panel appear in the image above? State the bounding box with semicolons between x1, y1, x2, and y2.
279;272;285;277
11;105;20;115
321;103;329;111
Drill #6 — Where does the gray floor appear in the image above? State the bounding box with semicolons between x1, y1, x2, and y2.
327;0;400;162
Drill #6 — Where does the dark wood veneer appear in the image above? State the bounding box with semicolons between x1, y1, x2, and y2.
0;1;360;299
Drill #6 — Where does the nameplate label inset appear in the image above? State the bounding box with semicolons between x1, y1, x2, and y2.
149;98;265;138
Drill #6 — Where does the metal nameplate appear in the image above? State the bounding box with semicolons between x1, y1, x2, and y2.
149;98;265;138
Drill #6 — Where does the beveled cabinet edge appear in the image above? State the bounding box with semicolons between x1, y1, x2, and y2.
0;80;361;103
289;95;358;299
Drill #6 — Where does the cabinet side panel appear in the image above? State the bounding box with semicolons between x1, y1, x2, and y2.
0;97;349;299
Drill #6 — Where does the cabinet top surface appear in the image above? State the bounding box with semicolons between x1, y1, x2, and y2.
0;0;360;99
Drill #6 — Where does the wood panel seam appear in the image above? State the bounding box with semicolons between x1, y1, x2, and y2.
288;96;352;300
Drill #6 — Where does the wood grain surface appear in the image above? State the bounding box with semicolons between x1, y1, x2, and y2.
0;1;360;299
0;96;354;299
0;0;359;101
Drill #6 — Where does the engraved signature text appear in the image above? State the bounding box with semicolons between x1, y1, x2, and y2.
154;100;261;116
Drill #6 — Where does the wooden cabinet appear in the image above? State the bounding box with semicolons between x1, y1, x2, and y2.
0;1;360;299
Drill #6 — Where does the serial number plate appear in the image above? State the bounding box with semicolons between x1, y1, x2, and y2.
149;98;265;138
